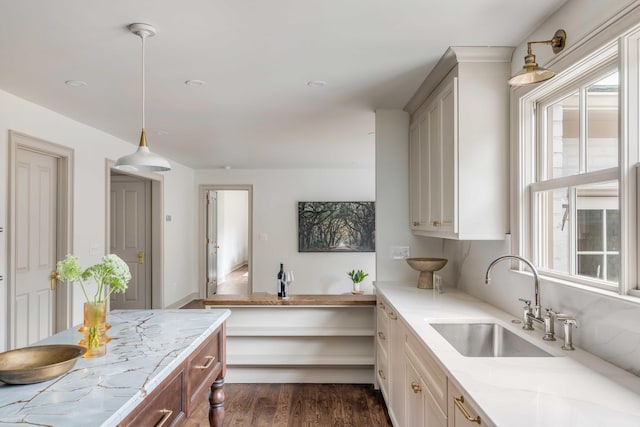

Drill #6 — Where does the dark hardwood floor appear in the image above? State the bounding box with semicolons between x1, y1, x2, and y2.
185;383;392;427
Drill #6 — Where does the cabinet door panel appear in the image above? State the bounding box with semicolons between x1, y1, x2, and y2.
409;123;423;229
419;113;431;228
405;357;425;426
427;101;442;230
440;80;456;232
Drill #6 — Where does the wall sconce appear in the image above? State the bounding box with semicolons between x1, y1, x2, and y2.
508;29;567;86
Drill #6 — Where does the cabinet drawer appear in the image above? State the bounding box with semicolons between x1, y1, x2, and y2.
120;369;185;427
186;328;222;414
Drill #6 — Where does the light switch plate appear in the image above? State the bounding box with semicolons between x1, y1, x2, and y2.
391;246;410;259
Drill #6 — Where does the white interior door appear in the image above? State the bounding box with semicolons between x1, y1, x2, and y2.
110;176;151;309
15;148;57;348
206;191;219;295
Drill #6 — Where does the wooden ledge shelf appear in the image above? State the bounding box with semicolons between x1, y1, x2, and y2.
204;292;376;306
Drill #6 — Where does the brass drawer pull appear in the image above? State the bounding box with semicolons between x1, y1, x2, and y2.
377;331;386;340
411;382;422;394
454;395;481;424
389;312;397;320
378;369;386;380
156;409;173;427
196;355;216;369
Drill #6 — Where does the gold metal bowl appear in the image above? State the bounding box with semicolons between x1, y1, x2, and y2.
0;344;86;385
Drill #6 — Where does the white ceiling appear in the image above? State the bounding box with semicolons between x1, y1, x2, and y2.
0;0;565;169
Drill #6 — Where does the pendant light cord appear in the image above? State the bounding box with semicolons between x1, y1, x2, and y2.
141;33;146;130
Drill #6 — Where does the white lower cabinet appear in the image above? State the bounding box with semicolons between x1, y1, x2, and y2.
448;380;491;427
404;333;447;427
376;297;406;426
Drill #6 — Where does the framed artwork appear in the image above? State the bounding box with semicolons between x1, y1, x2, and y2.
298;201;375;252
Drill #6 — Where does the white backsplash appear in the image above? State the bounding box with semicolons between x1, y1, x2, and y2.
439;238;640;377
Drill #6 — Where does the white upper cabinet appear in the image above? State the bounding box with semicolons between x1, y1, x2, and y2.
406;47;513;240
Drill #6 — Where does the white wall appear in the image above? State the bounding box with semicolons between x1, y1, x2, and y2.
0;89;196;351
194;168;376;294
374;109;443;284
444;0;640;376
218;190;249;279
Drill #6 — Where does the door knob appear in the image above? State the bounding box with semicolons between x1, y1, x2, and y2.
50;271;60;290
138;251;145;264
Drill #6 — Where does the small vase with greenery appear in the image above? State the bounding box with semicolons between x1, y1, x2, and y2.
57;254;131;357
347;269;368;294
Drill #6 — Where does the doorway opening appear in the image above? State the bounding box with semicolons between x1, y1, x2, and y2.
105;160;164;309
8;131;73;350
199;185;252;297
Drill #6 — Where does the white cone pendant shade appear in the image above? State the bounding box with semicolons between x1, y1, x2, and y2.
115;23;171;172
115;129;171;172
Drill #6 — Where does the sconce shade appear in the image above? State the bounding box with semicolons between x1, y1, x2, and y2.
508;55;556;86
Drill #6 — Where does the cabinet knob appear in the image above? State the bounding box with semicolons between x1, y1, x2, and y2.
378;331;386;341
389;312;398;320
413;221;420;227
432;220;441;227
378;302;386;309
378;369;386;380
411;382;422;394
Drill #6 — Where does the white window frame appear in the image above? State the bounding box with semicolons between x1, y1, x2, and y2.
512;20;640;301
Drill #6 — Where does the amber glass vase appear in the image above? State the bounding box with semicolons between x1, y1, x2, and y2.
77;302;111;358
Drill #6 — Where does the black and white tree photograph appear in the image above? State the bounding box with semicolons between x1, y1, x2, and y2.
298;202;375;252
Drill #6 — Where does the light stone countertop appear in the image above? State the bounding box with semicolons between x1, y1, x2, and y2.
0;309;230;427
374;281;640;427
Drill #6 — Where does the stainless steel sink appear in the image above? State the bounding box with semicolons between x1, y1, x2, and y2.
430;322;552;357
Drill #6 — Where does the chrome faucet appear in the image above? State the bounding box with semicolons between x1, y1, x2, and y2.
485;255;543;329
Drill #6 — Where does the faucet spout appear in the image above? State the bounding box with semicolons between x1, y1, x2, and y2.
485;255;542;319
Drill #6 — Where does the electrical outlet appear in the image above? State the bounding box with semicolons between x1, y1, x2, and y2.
391;246;410;259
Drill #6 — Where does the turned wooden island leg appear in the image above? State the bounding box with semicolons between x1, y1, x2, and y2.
209;377;225;426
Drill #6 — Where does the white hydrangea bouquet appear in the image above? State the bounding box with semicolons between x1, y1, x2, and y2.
57;254;131;304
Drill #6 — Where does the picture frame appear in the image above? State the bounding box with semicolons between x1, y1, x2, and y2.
298;201;375;252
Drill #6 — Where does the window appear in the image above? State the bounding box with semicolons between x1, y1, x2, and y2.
517;24;640;298
531;68;620;291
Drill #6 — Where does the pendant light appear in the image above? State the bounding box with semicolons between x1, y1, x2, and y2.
115;23;171;172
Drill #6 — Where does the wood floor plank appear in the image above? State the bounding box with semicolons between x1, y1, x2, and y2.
186;383;392;427
272;383;294;425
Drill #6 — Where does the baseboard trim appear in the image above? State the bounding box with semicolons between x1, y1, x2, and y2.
167;292;199;309
226;366;374;384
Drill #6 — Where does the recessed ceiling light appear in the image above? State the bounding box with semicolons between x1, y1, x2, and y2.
307;80;327;88
185;79;206;87
223;166;231;170
65;80;87;87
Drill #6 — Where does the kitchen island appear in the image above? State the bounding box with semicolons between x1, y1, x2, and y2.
0;309;230;427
